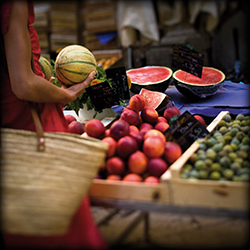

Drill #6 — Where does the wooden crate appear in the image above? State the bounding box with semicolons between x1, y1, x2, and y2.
92;49;123;69
81;2;117;33
82;31;120;51
89;111;249;212
50;34;78;52
161;111;250;212
89;180;169;204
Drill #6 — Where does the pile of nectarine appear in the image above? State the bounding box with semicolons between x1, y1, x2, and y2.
64;114;85;134
83;94;186;184
66;93;206;184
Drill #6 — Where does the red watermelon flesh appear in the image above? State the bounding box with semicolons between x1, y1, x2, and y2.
139;88;174;115
174;67;225;86
127;66;172;85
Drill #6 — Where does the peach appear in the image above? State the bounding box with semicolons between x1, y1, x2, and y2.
157;116;168;123
144;176;160;184
128;94;146;112
194;115;206;127
105;128;110;137
68;121;85;135
130;130;144;148
84;119;105;139
143;136;165;158
139;123;153;137
106;174;122;181
109;119;130;141
147;157;168;177
130;125;140;134
163;141;182;164
141;107;159;125
128;150;148;174
64;114;77;125
106;156;126;175
144;129;166;143
123;173;142;182
163;106;181;121
120;109;141;126
116;135;138;159
102;136;117;158
154;122;170;133
123;106;131;112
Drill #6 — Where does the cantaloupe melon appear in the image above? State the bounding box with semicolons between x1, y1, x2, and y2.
39;56;52;80
55;45;97;86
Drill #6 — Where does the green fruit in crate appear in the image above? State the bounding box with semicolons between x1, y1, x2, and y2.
180;113;250;182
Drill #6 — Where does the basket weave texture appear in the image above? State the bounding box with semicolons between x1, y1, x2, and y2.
0;128;108;236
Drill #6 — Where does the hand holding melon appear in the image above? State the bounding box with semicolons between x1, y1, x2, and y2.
55;45;97;86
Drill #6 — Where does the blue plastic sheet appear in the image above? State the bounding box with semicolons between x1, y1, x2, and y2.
111;81;250;117
96;31;118;45
165;81;250;117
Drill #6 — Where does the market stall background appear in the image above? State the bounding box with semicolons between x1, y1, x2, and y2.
33;0;250;84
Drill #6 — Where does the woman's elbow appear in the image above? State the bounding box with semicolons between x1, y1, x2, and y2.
11;79;32;100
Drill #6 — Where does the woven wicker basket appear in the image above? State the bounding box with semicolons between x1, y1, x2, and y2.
0;128;108;236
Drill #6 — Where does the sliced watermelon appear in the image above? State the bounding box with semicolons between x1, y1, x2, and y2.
139;88;174;115
173;67;225;98
127;66;172;93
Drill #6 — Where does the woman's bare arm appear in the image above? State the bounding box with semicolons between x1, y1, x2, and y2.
4;0;94;104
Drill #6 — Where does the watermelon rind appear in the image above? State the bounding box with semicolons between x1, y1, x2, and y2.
173;67;225;99
127;66;172;94
139;88;174;115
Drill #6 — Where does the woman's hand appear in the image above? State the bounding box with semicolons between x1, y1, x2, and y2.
60;71;96;104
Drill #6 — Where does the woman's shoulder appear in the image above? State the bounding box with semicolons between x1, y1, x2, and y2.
1;0;35;35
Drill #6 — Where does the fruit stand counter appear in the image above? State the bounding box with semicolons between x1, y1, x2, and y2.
88;82;249;245
89;111;249;217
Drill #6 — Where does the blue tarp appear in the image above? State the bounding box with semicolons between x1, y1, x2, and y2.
165;81;250;117
112;81;250;117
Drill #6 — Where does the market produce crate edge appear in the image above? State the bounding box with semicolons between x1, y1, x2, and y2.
89;111;250;212
161;111;249;212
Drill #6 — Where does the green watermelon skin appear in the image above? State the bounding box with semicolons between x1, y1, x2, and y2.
127;66;172;94
173;67;225;99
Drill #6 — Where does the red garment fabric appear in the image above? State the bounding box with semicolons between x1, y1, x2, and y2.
0;1;108;249
0;0;68;133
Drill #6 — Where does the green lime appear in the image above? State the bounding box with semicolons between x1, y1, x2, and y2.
223;169;234;180
219;156;231;168
198;170;208;179
210;162;222;171
219;126;228;135
223;114;232;122
213;143;223;152
210;171;221;180
235;114;245;121
194;160;206;170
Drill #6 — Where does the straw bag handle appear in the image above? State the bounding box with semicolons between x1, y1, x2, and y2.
29;51;45;151
29;102;45;152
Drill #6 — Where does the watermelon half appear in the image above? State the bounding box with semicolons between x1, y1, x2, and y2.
173;67;225;99
126;66;172;93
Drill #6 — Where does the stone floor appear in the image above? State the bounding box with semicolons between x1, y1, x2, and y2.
91;206;250;250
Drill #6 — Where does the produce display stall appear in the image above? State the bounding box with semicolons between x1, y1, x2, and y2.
87;80;249;243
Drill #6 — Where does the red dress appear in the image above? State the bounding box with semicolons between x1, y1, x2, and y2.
0;1;108;249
